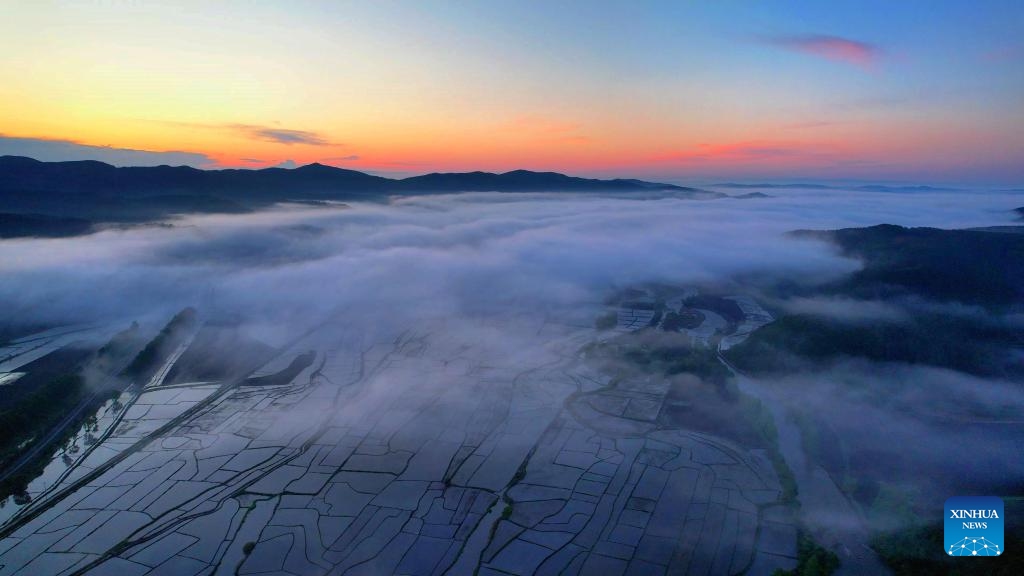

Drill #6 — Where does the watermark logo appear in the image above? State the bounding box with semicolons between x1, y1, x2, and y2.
945;496;1003;557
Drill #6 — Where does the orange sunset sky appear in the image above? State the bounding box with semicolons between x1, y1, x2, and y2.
1;1;1022;184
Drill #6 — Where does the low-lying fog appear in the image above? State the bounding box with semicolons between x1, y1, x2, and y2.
1;187;1017;333
2;186;1022;531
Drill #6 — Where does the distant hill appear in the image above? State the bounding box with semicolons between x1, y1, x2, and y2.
728;223;1024;379
0;213;92;238
791;224;1024;307
1015;206;1024;220
396;169;700;193
0;156;392;195
854;184;956;193
0;156;709;236
966;226;1024;234
714;182;832;190
713;182;956;193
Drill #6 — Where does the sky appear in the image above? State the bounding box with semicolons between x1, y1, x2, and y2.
0;0;1022;185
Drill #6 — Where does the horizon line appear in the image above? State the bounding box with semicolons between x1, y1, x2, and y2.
4;154;1019;190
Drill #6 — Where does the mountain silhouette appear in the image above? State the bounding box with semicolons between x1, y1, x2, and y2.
0;156;699;196
0;156;712;237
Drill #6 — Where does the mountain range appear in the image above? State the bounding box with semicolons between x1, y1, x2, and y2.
0;156;714;237
713;182;957;193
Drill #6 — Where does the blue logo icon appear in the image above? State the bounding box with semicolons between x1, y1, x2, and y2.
944;496;1003;557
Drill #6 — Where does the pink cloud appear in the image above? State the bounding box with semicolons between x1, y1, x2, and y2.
769;35;880;69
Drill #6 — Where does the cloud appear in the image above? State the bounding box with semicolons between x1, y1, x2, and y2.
322;155;361;162
766;34;880;69
274;159;298;169
0;190;847;330
228;124;330;146
779;296;909;324
0;134;214;167
762;360;1024;507
2;186;1018;331
147;120;333;146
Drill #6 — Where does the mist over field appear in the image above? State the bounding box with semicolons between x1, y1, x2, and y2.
2;187;1022;575
4;189;1021;478
2;187;1016;332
